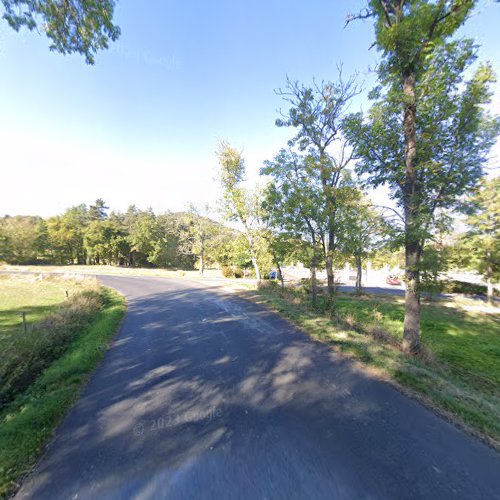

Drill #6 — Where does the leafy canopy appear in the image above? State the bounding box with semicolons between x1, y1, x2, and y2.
455;177;500;282
2;0;120;63
343;39;500;244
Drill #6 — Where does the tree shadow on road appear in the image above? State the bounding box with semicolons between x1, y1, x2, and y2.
18;284;500;499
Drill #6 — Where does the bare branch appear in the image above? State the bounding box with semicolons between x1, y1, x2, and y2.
345;7;374;27
369;204;405;224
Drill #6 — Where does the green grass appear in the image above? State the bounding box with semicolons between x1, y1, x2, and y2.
0;275;81;338
0;276;108;407
250;285;500;447
0;277;126;498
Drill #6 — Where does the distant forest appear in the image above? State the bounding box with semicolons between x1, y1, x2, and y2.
0;199;258;274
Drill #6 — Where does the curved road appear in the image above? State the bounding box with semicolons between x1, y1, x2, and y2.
16;276;500;499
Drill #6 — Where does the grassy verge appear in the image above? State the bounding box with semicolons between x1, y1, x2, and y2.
0;276;125;498
248;283;500;448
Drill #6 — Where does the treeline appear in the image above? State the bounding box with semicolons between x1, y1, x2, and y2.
0;201;267;274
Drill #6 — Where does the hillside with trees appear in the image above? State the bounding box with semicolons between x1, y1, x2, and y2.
0;201;247;275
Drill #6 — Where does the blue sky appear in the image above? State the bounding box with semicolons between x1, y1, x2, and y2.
0;0;499;217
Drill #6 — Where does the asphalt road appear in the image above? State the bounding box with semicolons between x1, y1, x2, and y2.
15;276;500;499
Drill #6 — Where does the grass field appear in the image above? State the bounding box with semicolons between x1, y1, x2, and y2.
0;275;126;498
0;275;79;337
250;285;500;448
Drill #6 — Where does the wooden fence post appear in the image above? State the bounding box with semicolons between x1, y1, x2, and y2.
22;312;27;334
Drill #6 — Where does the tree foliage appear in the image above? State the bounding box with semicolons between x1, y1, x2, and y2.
2;0;120;63
0;216;47;264
262;148;329;303
344;0;500;352
337;193;385;294
276;71;360;294
453;177;500;302
0;200;245;271
217;141;263;280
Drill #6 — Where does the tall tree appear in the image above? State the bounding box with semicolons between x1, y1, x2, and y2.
337;193;385;294
276;72;360;295
455;177;500;303
0;216;47;264
47;204;89;264
262;149;328;304
84;219;126;264
345;0;500;353
2;0;120;64
217;141;262;280
181;203;215;276
89;198;109;221
127;210;162;267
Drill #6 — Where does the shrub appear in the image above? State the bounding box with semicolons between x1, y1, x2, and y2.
0;287;104;409
221;266;234;278
257;280;280;291
257;280;269;290
440;279;498;297
298;278;312;293
221;266;245;278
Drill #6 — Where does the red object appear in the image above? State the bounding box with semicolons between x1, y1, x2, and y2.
386;276;401;286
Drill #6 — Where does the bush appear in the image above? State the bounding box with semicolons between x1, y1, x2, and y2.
257;280;280;291
298;278;313;293
440;279;498;297
0;288;104;409
221;266;234;278
221;266;245;278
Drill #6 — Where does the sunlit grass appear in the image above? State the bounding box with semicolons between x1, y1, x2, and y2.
0;275;81;336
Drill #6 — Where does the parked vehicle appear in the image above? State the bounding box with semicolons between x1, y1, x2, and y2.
386;275;402;286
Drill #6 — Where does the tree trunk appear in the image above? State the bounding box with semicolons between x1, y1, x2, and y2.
402;69;421;354
199;243;205;276
319;155;336;297
355;255;362;295
326;253;335;295
325;194;336;296
250;249;261;280
244;227;261;280
486;279;494;305
486;264;494;305
310;263;318;305
272;252;285;290
403;242;421;353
